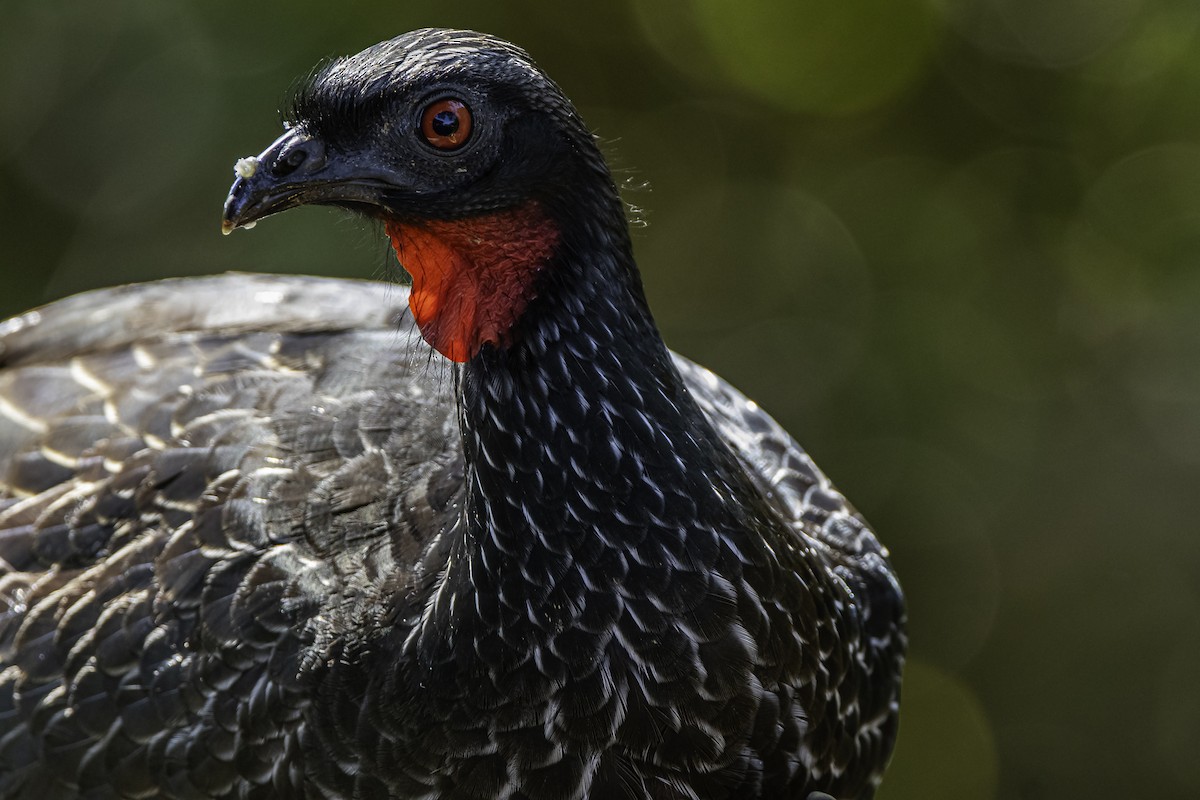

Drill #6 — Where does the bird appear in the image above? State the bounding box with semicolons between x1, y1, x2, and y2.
0;28;905;800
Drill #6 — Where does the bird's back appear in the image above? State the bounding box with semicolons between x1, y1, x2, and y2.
0;274;463;797
0;274;901;798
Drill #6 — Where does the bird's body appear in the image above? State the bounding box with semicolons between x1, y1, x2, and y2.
0;30;903;800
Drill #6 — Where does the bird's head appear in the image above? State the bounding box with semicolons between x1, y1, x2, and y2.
223;29;625;362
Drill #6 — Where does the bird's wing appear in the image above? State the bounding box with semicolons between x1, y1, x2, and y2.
669;354;868;542
674;353;905;787
0;273;462;797
672;353;903;628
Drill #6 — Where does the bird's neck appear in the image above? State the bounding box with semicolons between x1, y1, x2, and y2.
418;216;747;665
461;222;701;531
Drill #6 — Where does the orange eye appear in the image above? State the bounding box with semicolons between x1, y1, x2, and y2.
420;98;473;150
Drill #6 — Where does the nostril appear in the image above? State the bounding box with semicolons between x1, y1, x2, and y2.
276;151;304;176
272;147;308;177
271;138;326;178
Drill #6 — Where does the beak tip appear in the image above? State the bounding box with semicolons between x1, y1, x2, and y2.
221;218;258;236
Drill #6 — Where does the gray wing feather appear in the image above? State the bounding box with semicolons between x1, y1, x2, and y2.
0;274;457;798
673;354;904;647
671;354;886;558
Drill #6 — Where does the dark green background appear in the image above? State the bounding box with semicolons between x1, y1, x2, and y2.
3;2;1199;798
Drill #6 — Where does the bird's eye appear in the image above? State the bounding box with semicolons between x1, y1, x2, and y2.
420;98;473;151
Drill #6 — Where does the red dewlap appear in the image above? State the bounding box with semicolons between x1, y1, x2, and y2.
385;202;560;362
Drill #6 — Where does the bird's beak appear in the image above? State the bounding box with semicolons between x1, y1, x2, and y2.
221;127;391;234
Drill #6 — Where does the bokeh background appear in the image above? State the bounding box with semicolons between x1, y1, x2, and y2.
3;1;1198;797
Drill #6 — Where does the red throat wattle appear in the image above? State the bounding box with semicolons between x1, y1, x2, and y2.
385;201;560;362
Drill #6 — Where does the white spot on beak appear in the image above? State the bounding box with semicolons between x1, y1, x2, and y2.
234;156;260;179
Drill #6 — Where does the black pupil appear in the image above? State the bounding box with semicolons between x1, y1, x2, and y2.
431;109;459;137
